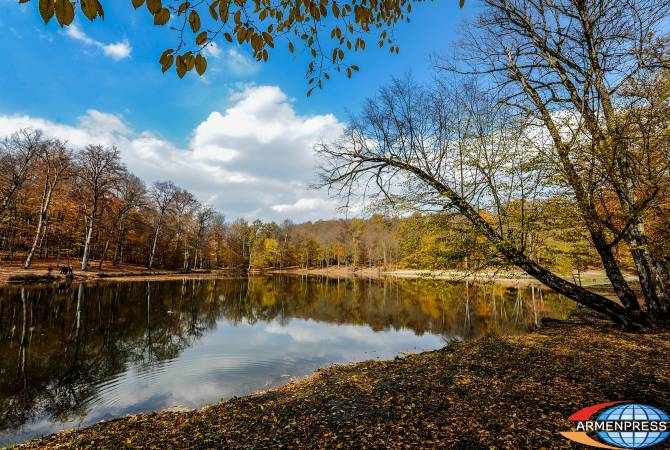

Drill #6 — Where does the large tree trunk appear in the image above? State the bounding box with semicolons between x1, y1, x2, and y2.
374;157;642;327
626;220;670;320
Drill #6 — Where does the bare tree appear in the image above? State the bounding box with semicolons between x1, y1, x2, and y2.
147;181;177;270
24;139;71;268
317;76;637;326
442;0;670;319
171;189;198;269
193;205;215;269
76;145;124;270
0;129;42;217
101;173;147;268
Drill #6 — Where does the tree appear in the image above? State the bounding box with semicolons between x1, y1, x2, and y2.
171;188;198;269
76;145;124;270
0;129;42;217
147;181;177;269
192;204;215;269
317;76;639;327
106;173;147;268
24;139;71;268
443;0;670;320
20;0;465;91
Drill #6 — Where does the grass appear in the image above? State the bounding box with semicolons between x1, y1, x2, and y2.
15;311;670;449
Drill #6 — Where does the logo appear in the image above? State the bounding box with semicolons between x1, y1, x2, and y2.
561;401;669;448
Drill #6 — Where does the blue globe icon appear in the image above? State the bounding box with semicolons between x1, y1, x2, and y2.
596;403;669;448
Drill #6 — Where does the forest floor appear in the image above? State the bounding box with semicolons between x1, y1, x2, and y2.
16;312;670;449
0;259;222;285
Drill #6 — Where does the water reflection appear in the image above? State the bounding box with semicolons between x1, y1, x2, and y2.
0;276;572;445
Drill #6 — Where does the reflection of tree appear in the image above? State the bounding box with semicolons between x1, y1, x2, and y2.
0;276;573;436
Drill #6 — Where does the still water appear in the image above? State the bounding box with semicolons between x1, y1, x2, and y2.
0;275;572;445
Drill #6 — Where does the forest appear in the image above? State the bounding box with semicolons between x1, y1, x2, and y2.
1;123;669;278
0;129;651;275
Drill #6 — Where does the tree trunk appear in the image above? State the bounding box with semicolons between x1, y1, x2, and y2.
147;221;161;269
626;220;670;320
98;238;110;270
373;157;641;327
81;218;94;270
113;221;126;266
24;182;54;268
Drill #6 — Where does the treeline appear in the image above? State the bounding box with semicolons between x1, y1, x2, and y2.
0;130;612;274
1;128;666;275
0;129;221;271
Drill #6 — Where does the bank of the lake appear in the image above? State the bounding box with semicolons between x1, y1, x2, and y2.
0;260;226;285
17;313;670;449
1;257;638;289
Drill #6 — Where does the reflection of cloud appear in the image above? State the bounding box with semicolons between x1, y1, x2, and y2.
7;309;443;445
65;24;131;60
264;318;429;346
0;85;344;221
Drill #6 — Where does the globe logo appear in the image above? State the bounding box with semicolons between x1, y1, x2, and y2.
561;401;670;449
596;404;669;448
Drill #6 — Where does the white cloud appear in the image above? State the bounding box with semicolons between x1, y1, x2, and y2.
0;85;345;222
204;43;259;77
271;198;323;213
65;24;131;60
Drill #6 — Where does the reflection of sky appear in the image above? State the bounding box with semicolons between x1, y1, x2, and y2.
5;317;443;445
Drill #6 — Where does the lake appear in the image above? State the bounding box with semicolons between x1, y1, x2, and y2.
0;275;573;445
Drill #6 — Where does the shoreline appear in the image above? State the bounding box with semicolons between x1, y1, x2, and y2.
0;260;635;290
268;266;637;289
15;314;670;449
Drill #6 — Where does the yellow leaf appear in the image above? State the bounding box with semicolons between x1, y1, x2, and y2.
38;0;54;23
208;0;219;20
196;31;208;46
176;55;187;78
80;0;97;20
146;0;161;15
161;54;174;72
189;10;201;32
153;8;170;25
54;0;74;26
131;0;144;8
195;54;207;75
262;32;274;48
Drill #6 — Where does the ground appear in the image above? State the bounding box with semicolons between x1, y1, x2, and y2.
0;258;218;284
16;313;670;449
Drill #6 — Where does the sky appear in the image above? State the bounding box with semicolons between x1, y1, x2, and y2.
0;0;477;222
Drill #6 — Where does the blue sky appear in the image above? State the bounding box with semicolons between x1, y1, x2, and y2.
0;0;477;220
